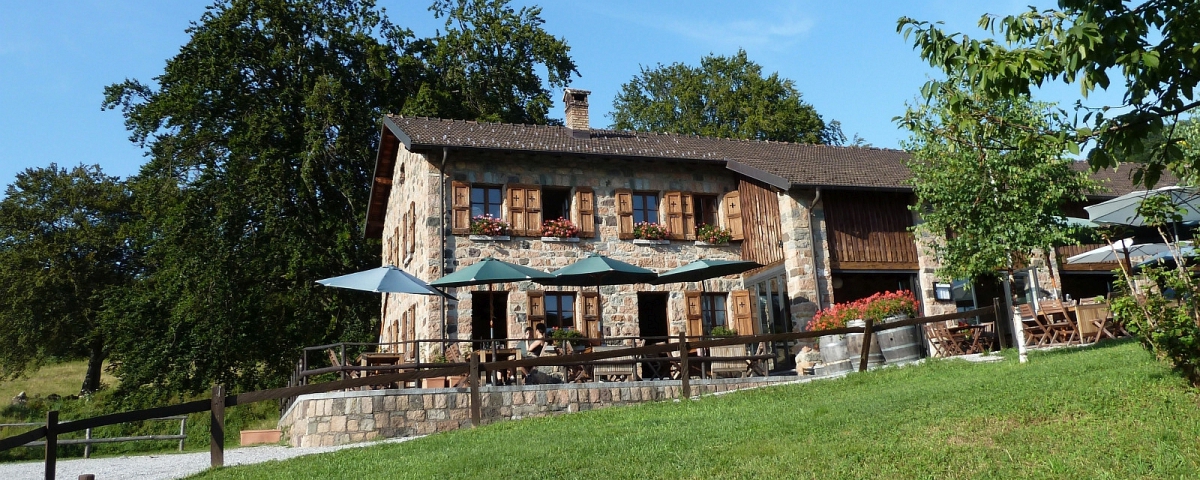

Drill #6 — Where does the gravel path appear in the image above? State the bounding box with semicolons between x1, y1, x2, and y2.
0;436;420;480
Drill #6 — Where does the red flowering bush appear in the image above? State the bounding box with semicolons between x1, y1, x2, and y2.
862;290;919;321
541;217;579;238
696;224;733;243
469;214;511;236
633;222;670;240
808;299;865;331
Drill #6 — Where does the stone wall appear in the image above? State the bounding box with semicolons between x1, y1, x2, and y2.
280;376;801;447
779;188;822;331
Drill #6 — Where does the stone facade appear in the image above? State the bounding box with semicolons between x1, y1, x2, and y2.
280;376;802;447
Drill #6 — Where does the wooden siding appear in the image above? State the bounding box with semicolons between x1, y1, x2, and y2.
824;190;919;270
1057;244;1118;271
738;179;784;267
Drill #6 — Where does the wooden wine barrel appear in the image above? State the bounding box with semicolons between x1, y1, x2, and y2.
846;320;885;369
877;323;923;364
818;334;853;375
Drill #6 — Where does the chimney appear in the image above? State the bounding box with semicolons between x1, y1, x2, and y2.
563;88;591;139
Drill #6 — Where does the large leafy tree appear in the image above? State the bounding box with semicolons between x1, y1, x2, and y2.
102;0;575;398
0;164;137;394
899;0;1200;187
610;50;839;144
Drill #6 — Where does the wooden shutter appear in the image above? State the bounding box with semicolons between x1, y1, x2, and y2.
388;317;399;353
508;185;527;236
685;291;703;337
401;211;409;260
664;191;684;240
451;181;470;234
527;290;546;323
724;191;743;241
406;305;418;360
576;187;595;238
581;291;600;338
615;189;634;239
681;192;696;240
730;290;755;336
408;202;416;255
391;226;400;263
525;187;542;236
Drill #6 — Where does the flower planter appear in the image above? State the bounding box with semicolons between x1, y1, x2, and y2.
240;429;282;446
633;239;670;245
421;376;451;388
694;241;729;247
876;314;922;364
846;319;885;369
540;236;580;243
817;334;853;375
468;235;510;242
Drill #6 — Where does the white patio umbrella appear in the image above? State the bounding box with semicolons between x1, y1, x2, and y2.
1084;186;1200;227
1065;238;1174;264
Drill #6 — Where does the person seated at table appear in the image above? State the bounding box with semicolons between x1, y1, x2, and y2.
518;324;548;379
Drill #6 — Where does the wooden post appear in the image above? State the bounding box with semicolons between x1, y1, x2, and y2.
469;352;481;427
83;427;92;458
678;332;690;400
858;319;874;372
339;344;347;381
210;384;225;468
993;297;1010;349
179;416;187;452
44;410;57;480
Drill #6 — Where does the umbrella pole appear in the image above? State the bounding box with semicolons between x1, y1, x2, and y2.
596;280;603;345
489;284;497;383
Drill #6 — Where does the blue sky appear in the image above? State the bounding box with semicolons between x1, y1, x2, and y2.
1;1;1124;189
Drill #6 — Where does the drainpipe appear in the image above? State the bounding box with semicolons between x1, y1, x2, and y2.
810;188;824;310
440;148;449;353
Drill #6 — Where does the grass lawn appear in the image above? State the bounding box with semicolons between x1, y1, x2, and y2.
0;360;116;402
191;341;1197;478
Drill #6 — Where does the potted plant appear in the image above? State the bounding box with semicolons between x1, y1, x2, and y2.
863;290;922;364
808;300;863;375
709;326;737;337
550;328;588;352
422;351;451;388
540;217;580;242
695;224;733;245
469;214;511;239
633;222;670;243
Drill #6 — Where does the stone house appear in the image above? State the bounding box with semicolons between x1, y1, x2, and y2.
363;89;1146;361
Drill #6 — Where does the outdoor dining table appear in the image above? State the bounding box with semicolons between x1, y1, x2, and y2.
356;352;408;389
947;323;995;354
476;348;519;385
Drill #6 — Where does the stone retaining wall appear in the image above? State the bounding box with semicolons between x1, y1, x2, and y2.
280;376;801;447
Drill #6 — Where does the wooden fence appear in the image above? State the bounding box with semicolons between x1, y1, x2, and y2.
0;304;1000;479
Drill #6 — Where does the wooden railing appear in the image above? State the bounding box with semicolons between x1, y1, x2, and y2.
0;305;1000;480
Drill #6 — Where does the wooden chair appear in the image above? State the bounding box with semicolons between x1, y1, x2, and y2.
1039;300;1079;344
925;323;967;356
1017;304;1051;346
592;345;638;382
1074;302;1107;343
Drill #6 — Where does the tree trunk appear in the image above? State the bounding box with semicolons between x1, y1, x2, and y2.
81;339;105;395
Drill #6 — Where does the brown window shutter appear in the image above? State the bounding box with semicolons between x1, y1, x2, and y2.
681;192;695;240
401;211;409;259
685;291;703;337
391;226;400;263
730;290;755;335
400;309;410;358
507;185;527;236
526;187;542;236
388;318;398;353
724;191;744;241
615;189;634;239
664;191;684;240
406;305;418;360
527;290;546;323
581;291;600;338
575;187;596;238
408;202;417;255
451;181;470;234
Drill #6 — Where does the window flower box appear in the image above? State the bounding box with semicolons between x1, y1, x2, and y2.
541;236;580;243
633;239;670;245
540;217;580;240
469;235;511;242
633;222;670;241
696;224;734;244
469;214;511;237
694;240;728;247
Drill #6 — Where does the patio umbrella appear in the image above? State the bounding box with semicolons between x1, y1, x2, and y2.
1085;186;1200;227
650;259;761;285
1065;238;1172;264
542;253;658;338
430;257;556;346
1133;245;1197;272
316;265;451;298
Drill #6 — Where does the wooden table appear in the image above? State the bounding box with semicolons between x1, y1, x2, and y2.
357;353;406;389
947;323;994;354
477;348;518;385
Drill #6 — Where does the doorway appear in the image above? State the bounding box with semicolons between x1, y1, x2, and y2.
471;291;509;345
637;292;669;341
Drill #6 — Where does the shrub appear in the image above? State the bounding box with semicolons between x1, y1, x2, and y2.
696;224;733;243
808;299;864;331
863;290;919;321
1111;265;1200;385
541;217;579;238
633;222;670;240
469;214;511;236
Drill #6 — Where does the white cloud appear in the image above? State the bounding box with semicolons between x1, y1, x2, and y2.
592;4;816;53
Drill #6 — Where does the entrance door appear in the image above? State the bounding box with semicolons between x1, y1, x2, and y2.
637;292;669;341
471;291;508;347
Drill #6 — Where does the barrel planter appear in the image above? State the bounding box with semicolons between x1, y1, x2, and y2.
817;334;853;375
846;319;885;369
876;315;923;364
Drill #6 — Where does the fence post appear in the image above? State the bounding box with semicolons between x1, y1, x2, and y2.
44;410;57;480
210;384;225;468
678;332;690;400
83;427;92;458
858;319;874;372
339;344;347;381
469;351;481;427
179;416;187;452
993;297;1010;349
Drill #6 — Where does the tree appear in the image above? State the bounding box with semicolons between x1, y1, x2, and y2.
0;164;137;394
611;50;837;144
899;0;1200;187
101;0;576;398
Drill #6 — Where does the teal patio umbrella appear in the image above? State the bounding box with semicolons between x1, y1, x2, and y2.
1085;186;1200;227
316;265;451;298
431;257;556;347
650;259;761;285
542;253;658;339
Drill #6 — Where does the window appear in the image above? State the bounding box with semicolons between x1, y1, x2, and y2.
471;186;502;218
701;293;727;334
541;187;572;224
545;292;576;329
693;195;719;229
632;192;659;224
